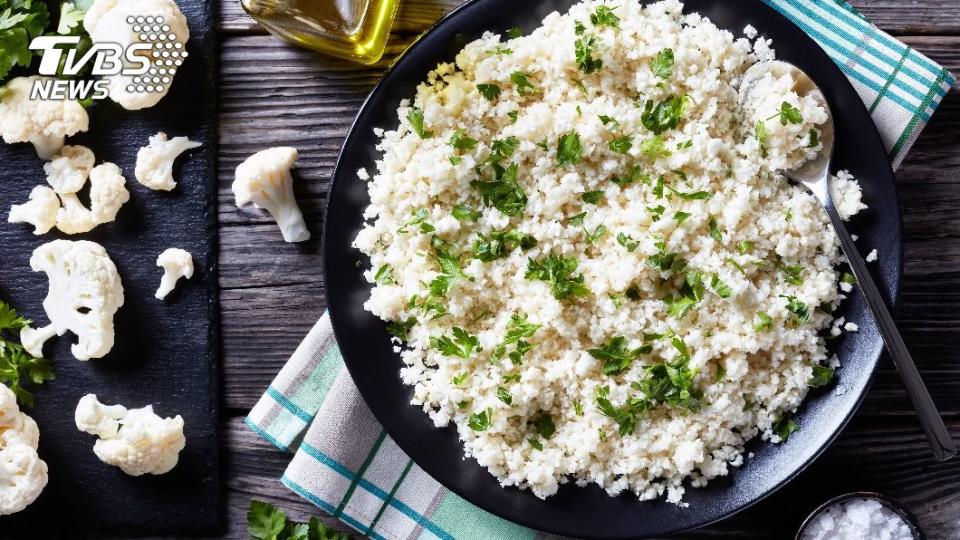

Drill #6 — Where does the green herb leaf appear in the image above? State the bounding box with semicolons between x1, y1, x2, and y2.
598;114;620;128
772;413;798;442
574;32;603;73
510;71;538;95
755;120;768;156
406;106;433;139
507;110;518;123
557;131;583;165
471;161;528;216
528;437;543;450
840;272;856;285
476;83;501;102
754;312;773;332
807;128;819;148
452;203;480;222
0;299;54;407
590;5;620;28
710;274;732;298
374;264;394;285
616;232;640;252
584;224;607;244
588;336;647;375
431;327;481;358
673;211;691;224
647;205;665;221
534;414;556;439
808;365;834;388
609;135;632;154
526;253;590;300
737;240;754;255
781;295;811;323
582;190;603;204
650;48;674;78
506;26;523;39
595;387;638;436
641;95;685;135
772;101;803;125
778;262;804;286
639;135;672;159
449;129;478;151
568;211;587;226
449;156;463;165
496;386;513;405
474;229;537;261
386;318;416;341
247;500;287;540
468;408;493;431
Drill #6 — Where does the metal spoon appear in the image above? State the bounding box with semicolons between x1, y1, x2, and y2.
740;60;957;462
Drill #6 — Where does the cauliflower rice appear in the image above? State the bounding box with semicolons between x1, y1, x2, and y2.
354;0;865;504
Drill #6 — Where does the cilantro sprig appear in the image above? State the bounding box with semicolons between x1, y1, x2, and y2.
0;299;53;407
247;500;350;540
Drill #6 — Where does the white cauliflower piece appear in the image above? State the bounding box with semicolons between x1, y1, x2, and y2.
135;132;201;191
83;0;190;110
44;145;95;194
8;186;60;235
75;394;185;476
75;393;127;438
0;444;48;515
233;147;310;243
19;240;124;361
54;162;130;234
0;384;47;516
155;248;193;300
55;193;97;234
0;76;89;158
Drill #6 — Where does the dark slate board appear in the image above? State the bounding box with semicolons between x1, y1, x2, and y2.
0;0;220;535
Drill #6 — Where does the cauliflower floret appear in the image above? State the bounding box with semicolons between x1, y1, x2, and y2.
54;162;130;234
8;186;60;235
83;0;190;110
155;248;194;300
0;76;89;158
19;240;124;361
135;132;201;191
0;385;47;516
44;145;95;194
75;393;127;439
75;394;185;476
0;444;48;515
88;162;130;224
55;193;97;234
233;147;310;243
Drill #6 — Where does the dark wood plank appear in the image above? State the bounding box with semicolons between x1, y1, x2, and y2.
216;0;960;36
222;415;960;539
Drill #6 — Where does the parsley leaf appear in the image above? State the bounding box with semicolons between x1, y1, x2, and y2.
406;106;433;139
609;135;632;154
449;129;478;151
737;240;754;254
506;26;523;39
386;318;416;341
772;413;799;442
476;83;501;102
673;211;691;224
598;114;620;128
468;408;493;431
471;159;527;216
574;32;603;73
507;110;518;123
770;101;803;125
639;135;672;159
0;299;54;407
590;5;620;28
650;48;674;78
431;327;481;358
807;128;819;148
710;274;732;298
808;365;834;388
496;386;513;405
557;131;583;165
568;211;587;226
474;229;537;261
452;203;480;222
781;295;811;323
709;217;722;242
754;312;773;332
616;232;639;252
647;205;665;221
534;414;556;439
525;253;590;300
247;500;287;540
582;190;603;204
595;386;639;436
510;71;538;95
584;224;607;244
755;120;768;156
633;338;702;410
647;237;687;276
588;336;649;375
374;264;394;285
641;95;685;134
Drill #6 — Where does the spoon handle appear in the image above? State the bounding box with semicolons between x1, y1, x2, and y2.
824;202;957;462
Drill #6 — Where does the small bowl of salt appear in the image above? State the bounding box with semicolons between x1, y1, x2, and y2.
796;492;923;540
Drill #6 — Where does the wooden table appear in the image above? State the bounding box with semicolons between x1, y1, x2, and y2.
215;1;960;538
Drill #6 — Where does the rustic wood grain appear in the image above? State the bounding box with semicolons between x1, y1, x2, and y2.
213;1;960;539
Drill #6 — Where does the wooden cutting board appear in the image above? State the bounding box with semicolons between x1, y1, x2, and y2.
0;0;220;534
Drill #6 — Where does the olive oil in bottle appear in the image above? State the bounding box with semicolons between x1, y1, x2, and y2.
241;0;401;65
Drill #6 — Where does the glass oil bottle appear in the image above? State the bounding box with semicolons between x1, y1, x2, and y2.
241;0;401;65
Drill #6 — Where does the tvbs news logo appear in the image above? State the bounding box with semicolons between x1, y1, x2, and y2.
28;15;187;100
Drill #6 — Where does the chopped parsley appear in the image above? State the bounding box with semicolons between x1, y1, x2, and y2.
666;271;705;319
406;106;432;139
449;156;463;165
728;258;747;275
595;386;640;435
650;48;674;78
772;413;798;442
673;211;691;224
611;165;646;186
506;26;523;39
468;408;493;431
590;5;620;28
641;95;685;135
778;262;804;286
428;237;469;296
755;120;768;156
386;317;416;341
449;129;478;151
808;365;835;388
582;190;604;204
709;217;722;242
476;83;501;101
781;295;811;323
496;386;513;405
840;272;857;285
647;237;687;275
633;337;702;410
609;135;632;154
452;371;470;385
769;101;803;125
807;128;819;148
557;131;583;165
568;211;587;226
588;336;650;375
398;208;435;234
526;253;590;300
533;414;556;440
507;110;518;123
510;71;538;95
472;160;527;216
431;327;481;358
473;230;537;261
574;32;603;73
452;203;480;222
639;135;672;159
489;45;513;56
647;205;665;221
0;300;54;406
737;240;754;254
528;438;543;450
710;274;732;298
598;114;620;128
374;264;394;285
491;313;541;365
616;232;640;252
585;224;607;244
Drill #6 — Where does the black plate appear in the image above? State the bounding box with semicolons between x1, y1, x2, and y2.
323;0;902;537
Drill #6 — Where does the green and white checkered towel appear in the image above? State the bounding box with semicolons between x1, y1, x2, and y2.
247;1;954;538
